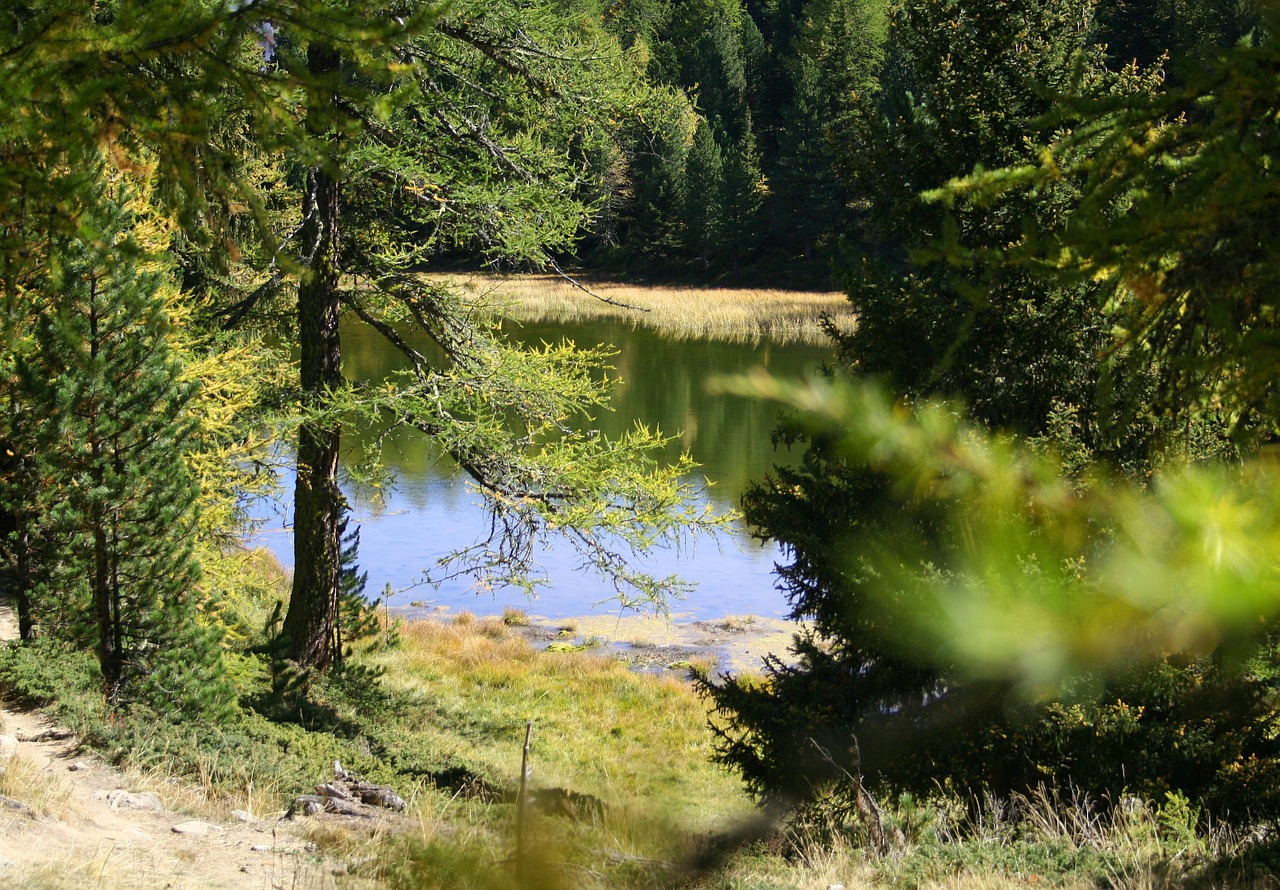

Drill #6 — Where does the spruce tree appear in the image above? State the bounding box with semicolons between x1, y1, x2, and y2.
682;119;726;267
830;0;1167;451
768;0;887;266
715;120;765;274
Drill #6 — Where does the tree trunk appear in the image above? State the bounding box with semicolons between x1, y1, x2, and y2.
12;519;33;641
282;41;345;671
0;441;34;640
87;278;122;701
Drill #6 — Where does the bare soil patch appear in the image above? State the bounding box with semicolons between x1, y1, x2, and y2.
0;607;349;889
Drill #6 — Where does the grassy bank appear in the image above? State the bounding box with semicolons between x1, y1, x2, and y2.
4;581;1278;888
436;273;854;346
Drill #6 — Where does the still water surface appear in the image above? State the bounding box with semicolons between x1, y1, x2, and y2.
251;318;830;620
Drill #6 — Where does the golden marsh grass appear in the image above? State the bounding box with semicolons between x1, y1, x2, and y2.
432;273;853;346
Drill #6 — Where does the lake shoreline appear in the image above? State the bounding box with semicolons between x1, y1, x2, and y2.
391;605;799;678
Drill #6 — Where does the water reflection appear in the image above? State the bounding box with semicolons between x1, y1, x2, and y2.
251;317;829;620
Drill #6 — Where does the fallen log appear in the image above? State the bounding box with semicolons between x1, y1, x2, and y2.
289;761;407;819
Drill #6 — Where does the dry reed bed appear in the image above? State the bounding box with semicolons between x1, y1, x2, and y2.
432;273;854;346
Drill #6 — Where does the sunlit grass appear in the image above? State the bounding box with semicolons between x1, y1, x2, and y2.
332;616;1273;888
6;600;1270;888
0;751;72;821
431;273;854;346
367;616;752;830
294;614;762;886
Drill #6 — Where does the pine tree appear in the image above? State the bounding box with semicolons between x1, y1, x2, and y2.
682;119;726;267
16;187;233;717
1;0;722;678
619;0;770;273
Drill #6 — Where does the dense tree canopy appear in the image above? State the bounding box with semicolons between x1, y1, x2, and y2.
941;1;1278;436
6;0;1279;845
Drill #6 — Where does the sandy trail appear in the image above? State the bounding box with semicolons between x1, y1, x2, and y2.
0;606;338;889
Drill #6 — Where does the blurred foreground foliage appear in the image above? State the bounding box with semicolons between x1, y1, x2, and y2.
701;0;1280;827
704;373;1280;821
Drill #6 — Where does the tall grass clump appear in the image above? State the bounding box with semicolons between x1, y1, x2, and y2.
436;274;854;346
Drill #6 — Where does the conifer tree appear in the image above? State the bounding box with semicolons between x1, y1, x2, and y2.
833;0;1164;450
768;0;887;264
259;3;721;671
715;121;765;274
699;0;1178;812
1095;0;1256;75
682;119;727;267
16;187;233;717
1;0;722;679
942;3;1278;435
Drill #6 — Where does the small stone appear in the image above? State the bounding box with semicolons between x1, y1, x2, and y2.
0;856;17;869
171;820;219;835
231;809;256;823
0;735;18;760
102;789;163;811
0;795;32;812
68;761;92;772
329;861;349;876
288;794;324;818
250;844;273;853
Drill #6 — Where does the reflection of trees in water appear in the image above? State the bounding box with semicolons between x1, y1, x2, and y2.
254;313;799;615
340;315;825;511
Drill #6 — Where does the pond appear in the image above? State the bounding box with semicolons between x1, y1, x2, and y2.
249;316;832;621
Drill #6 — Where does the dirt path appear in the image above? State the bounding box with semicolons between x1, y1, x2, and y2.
0;608;339;889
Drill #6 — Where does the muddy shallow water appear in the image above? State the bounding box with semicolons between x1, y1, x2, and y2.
400;606;803;678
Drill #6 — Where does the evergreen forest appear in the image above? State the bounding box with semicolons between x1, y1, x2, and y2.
4;0;1280;887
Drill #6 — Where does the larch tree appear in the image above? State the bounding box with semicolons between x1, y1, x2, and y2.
213;0;724;671
0;0;436;690
0;0;282;664
2;0;718;679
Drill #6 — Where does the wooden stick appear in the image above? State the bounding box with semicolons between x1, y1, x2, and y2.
516;719;533;881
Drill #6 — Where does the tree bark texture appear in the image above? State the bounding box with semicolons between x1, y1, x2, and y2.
282;41;345;670
86;278;122;701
